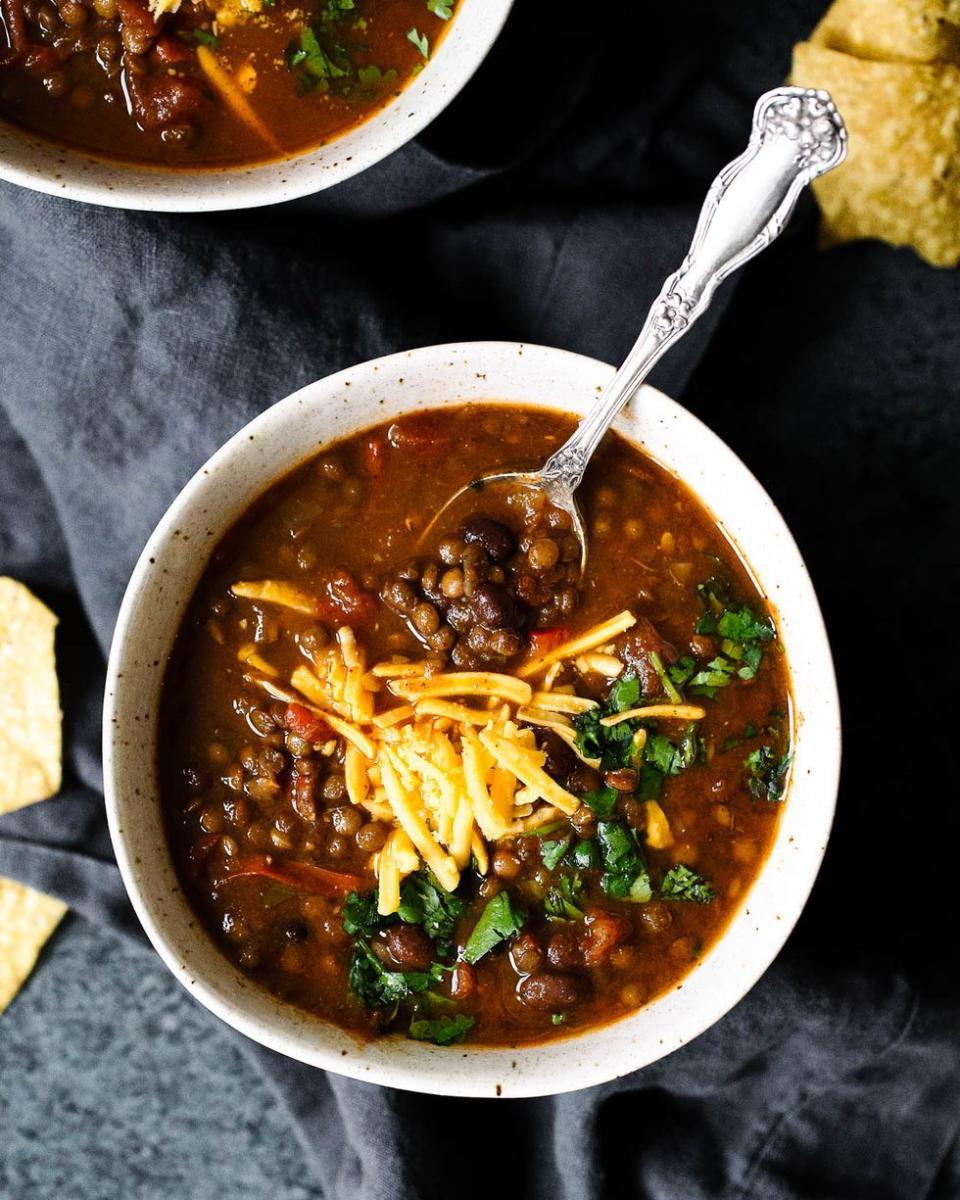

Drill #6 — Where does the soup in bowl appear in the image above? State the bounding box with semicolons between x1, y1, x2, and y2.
104;341;840;1095
0;0;512;208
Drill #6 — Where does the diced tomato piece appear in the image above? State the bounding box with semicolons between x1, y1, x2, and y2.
282;703;332;744
315;569;377;625
528;626;571;654
360;436;387;477
579;909;632;966
386;414;448;451
154;35;192;63
223;855;366;896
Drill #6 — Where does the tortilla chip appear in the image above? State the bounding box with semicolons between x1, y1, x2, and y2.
0;878;66;1013
791;43;960;267
0;578;61;814
812;0;960;64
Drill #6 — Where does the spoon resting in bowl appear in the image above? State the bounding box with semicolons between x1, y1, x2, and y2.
420;86;847;569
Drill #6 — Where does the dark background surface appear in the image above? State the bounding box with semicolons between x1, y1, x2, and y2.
2;1;959;1197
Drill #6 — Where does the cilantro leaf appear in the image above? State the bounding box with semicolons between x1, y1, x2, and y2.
649;650;683;703
660;864;714;903
581;785;619;818
564;839;601;870
397;871;464;956
597;821;652;902
408;1012;474;1045
341;890;382;938
462;891;524;963
426;0;452;16
608;674;641;712
544;872;585;920
745;746;792;802
407;26;429;57
716;606;775;645
540;836;571;871
348;940;441;1009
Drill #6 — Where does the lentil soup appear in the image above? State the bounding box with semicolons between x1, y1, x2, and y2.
0;0;456;167
158;404;792;1047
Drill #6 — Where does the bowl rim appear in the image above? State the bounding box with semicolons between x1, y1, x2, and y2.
103;340;841;1097
0;0;513;212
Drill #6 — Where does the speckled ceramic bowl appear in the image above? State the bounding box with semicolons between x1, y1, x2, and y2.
0;0;512;212
104;341;841;1097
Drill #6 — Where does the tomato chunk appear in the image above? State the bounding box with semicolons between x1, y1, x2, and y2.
224;856;366;896
283;703;332;744
528;626;571;654
579;909;632;966
316;569;377;625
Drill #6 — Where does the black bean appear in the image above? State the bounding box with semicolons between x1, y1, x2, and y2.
539;730;573;780
472;581;516;630
461;517;514;563
519;971;581;1010
545;930;583;970
567;762;602;795
385;924;434;971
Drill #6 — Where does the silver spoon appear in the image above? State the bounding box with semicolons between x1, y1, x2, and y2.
422;87;847;568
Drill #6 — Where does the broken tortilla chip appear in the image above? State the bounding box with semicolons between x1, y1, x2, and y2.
811;0;960;64
0;879;66;1013
791;42;960;267
0;578;61;814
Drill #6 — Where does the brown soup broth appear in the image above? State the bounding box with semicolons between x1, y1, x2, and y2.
158;404;790;1045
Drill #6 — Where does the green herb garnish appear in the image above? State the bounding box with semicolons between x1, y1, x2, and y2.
407;26;429;57
544;872;585;920
745;746;792;802
539;836;571;871
427;0;453;16
408;1012;474;1045
597;821;652;902
348;940;442;1009
660;864;714;903
462;891;524;963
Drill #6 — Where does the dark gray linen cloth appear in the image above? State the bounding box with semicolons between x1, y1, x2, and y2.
2;0;959;1196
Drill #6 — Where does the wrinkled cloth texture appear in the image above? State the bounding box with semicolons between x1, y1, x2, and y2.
2;0;959;1196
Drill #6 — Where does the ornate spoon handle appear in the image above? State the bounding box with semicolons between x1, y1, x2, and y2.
541;87;846;498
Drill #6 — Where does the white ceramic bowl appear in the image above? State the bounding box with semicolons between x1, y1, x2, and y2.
104;341;841;1098
0;0;512;211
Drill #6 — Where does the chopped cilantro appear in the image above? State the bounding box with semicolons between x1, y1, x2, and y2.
348;940;442;1009
608;674;641;712
462;891;524;964
643;724;701;776
407;26;429;57
580;785;618;818
692;582;776;692
716;607;775;645
397;871;464;956
564;839;601;870
544;872;585;920
660;864;714;903
745;746;792;802
649;650;682;703
427;0;453;15
597;821;652;902
341;889;382;938
539;836;571;871
408;1012;474;1045
668;656;697;688
551;1012;566;1026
